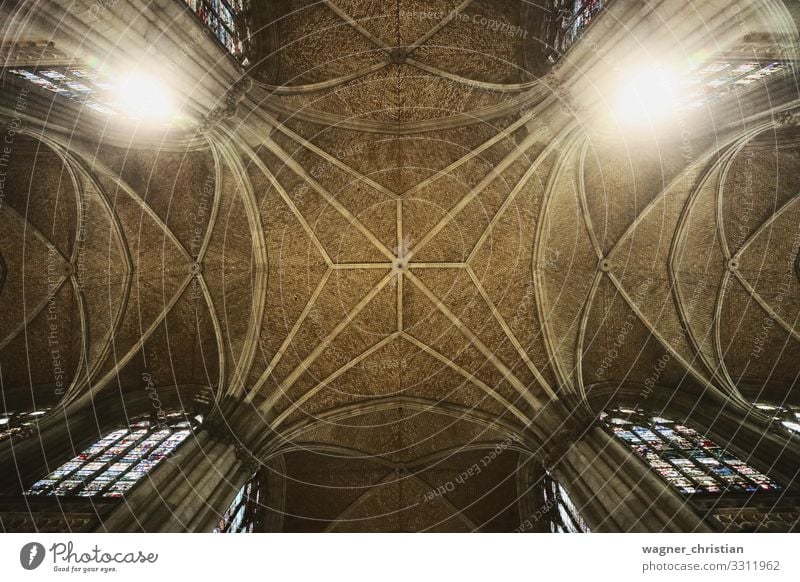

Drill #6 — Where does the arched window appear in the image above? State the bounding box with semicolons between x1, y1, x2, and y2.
0;409;49;443
601;407;779;495
183;0;249;61
543;472;590;533
213;473;261;533
754;402;800;434
8;68;116;114
24;412;199;498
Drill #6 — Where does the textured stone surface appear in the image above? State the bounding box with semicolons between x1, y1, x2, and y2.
2;0;799;532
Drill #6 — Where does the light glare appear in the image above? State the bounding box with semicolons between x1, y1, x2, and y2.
114;73;173;121
614;66;681;124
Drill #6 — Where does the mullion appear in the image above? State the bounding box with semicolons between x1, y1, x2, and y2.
559;499;582;533
607;410;781;495
711;448;767;491
704;62;739;88
649;424;718;490
650;415;775;492
559;486;588;533
241;486;256;532
705;61;787;92
711;61;761;87
696;444;754;489
219;479;250;532
649;422;723;492
554;481;582;533
246;483;262;532
45;430;129;492
547;491;561;532
41;68;92;101
729;62;763;85
626;422;704;490
236;481;258;532
226;497;247;532
100;428;192;497
789;406;800;431
670;425;762;491
91;429;172;496
218;0;240;35
564;0;600;32
544;480;558;530
564;0;593;28
0;411;38;439
72;429;152;494
202;0;238;38
760;404;800;432
229;498;248;532
634;427;705;489
70;429;147;494
26;417;197;498
555;500;574;532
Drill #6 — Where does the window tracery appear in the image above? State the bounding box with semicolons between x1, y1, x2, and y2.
543;472;590;533
682;59;791;108
213;473;261;533
183;0;249;61
8;67;117;114
25;413;199;498
602;407;780;495
551;0;603;56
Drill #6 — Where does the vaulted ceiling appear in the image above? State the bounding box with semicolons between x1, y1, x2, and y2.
1;0;799;530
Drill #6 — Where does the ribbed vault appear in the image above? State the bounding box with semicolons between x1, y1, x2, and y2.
1;0;799;531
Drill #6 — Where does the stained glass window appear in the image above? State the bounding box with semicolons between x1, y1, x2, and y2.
25;413;199;499
754;402;800;434
552;0;603;55
8;67;116;115
543;472;590;533
681;59;790;108
183;0;249;61
564;1;603;49
602;407;780;495
0;254;7;293
213;474;261;533
0;409;49;443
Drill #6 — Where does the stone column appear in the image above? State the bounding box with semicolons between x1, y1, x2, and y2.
97;399;260;532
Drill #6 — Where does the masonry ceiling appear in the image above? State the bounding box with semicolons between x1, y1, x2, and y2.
1;0;799;530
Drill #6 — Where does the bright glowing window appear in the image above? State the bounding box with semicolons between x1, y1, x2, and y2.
0;409;49;443
183;0;249;61
544;472;590;533
602;408;780;495
682;60;790;108
8;68;116;114
213;474;260;533
9;67;174;121
557;0;603;54
25;413;198;498
754;403;800;434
